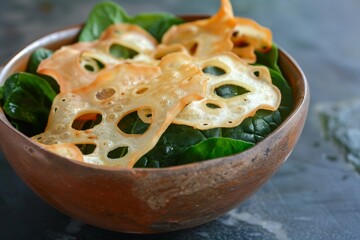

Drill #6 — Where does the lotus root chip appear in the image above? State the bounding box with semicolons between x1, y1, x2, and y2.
33;60;208;167
38;23;158;93
138;52;281;129
162;0;236;57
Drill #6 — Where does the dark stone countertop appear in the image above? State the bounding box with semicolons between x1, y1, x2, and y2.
1;0;360;239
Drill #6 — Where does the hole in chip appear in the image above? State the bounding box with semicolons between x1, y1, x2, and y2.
117;110;150;134
135;86;149;95
110;44;138;59
232;31;239;37
215;84;250;98
72;113;102;130
95;88;116;100
206;102;222;109
80;57;105;73
107;146;128;159
233;39;249;48
76;144;96;155
189;42;198;55
202;66;226;76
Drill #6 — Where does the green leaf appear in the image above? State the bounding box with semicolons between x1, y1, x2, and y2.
269;68;293;110
78;1;183;42
202;66;226;76
3;73;56;105
78;1;129;42
178;138;254;165
0;86;4;102
255;44;281;72
215;84;250;98
134;124;206;168
255;45;293;111
1;73;57;135
7;119;45;137
222;109;283;144
26;48;60;93
117;111;149;135
26;47;53;74
133;156;161;168
109;44;138;59
200;127;222;138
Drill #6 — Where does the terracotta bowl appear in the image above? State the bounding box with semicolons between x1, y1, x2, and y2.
0;21;309;233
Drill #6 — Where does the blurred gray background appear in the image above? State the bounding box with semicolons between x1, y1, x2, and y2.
1;0;360;239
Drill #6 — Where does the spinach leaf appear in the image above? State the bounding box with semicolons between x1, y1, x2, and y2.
26;47;60;93
1;72;57;135
215;84;250;98
109;44;138;59
269;68;293;110
222;109;283;144
255;45;293;111
78;1;129;42
0;86;3;102
255;45;281;72
133;156;161;168
78;1;183;42
178;138;254;165
134;124;206;168
200;127;222;138
26;47;53;74
202;66;226;76
117;111;149;135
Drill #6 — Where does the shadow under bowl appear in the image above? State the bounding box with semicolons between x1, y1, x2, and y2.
0;23;309;233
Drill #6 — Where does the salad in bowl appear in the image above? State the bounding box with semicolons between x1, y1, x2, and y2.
0;0;308;233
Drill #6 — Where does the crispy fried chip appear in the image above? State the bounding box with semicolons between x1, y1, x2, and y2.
231;17;272;63
38;41;99;93
139;52;281;129
162;0;272;63
99;23;157;54
174;52;280;129
162;0;236;57
33;60;208;167
40;143;84;162
74;63;162;93
38;23;158;93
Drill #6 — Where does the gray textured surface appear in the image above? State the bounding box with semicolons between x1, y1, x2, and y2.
1;0;360;239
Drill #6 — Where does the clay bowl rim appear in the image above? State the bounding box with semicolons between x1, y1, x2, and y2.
0;23;309;175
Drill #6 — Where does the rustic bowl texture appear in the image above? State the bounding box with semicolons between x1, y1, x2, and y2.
0;22;309;233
